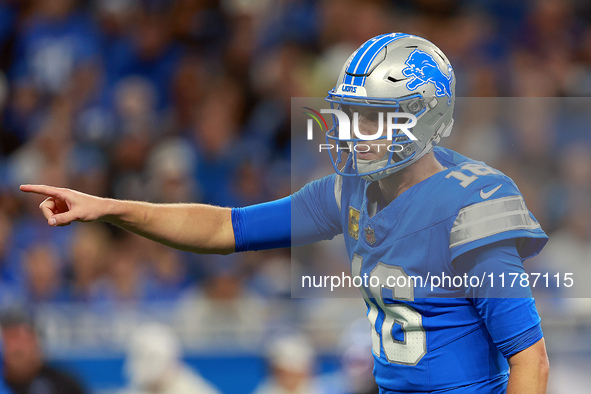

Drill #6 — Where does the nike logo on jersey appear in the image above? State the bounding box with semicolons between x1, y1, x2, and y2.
480;184;502;199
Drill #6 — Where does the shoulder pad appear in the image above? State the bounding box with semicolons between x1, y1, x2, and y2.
445;162;519;206
444;162;547;260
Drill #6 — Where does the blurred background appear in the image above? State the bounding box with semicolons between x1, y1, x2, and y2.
0;0;590;392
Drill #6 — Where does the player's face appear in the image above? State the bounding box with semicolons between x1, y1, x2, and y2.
347;106;394;161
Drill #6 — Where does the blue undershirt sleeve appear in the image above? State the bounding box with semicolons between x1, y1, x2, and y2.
232;196;292;252
454;239;544;359
232;174;343;252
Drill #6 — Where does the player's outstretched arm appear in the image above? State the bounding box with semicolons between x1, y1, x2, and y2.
506;338;549;394
19;185;235;255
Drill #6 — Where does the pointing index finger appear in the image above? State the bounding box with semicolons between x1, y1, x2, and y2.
20;185;64;199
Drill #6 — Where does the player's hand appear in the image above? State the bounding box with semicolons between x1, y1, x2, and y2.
19;185;107;227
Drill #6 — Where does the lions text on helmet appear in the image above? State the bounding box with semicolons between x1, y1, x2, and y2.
321;33;456;181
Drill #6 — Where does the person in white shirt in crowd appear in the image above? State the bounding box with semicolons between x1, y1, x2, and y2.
253;334;324;394
119;322;219;394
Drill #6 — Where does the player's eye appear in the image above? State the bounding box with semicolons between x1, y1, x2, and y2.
342;105;356;115
362;111;381;122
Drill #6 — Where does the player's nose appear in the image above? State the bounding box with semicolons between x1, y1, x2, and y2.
353;119;385;138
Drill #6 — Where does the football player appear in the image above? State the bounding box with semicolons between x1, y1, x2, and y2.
21;33;549;393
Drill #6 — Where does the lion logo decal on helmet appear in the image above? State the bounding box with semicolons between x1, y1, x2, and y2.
402;49;453;105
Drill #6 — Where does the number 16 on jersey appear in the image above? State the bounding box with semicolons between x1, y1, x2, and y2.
351;254;427;365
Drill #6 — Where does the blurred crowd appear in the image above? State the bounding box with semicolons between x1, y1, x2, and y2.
0;0;590;308
0;0;590;391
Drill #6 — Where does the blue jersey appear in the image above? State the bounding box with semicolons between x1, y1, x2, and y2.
290;147;548;393
232;147;548;393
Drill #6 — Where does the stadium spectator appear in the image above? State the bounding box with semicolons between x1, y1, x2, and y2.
120;322;220;394
65;223;111;302
90;234;151;305
176;253;267;349
0;309;86;394
11;0;101;96
22;242;67;304
253;334;323;394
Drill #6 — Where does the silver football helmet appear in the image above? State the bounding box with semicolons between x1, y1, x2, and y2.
325;33;456;181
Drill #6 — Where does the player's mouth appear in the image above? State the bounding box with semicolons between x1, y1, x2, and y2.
356;150;385;161
354;143;389;161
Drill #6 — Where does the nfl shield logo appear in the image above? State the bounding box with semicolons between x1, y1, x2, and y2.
365;227;376;245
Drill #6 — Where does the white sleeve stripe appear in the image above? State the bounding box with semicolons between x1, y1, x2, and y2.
334;175;343;212
450;223;540;249
450;195;540;249
453;196;529;229
458;195;524;211
450;209;531;232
